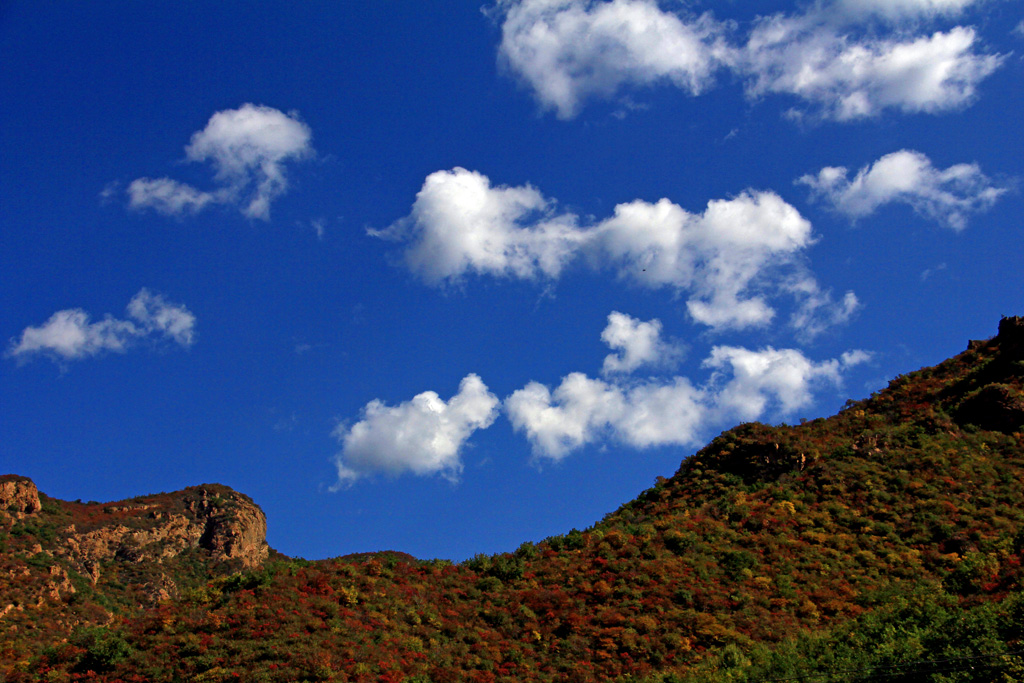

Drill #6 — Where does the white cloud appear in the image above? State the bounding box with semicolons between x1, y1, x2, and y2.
507;328;870;460
506;373;706;458
125;104;313;220
7;289;195;362
702;344;865;421
493;0;1003;121
601;311;681;375
127;178;220;216
832;0;979;21
787;275;861;340
840;349;873;367
312;219;326;240
369;167;584;283
332;374;500;485
496;0;726;119
377;168;841;333
920;262;948;281
798;149;1008;229
741;23;1002;121
596;192;814;330
126;289;196;346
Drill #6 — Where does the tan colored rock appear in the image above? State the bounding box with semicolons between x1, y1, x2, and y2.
0;476;42;516
197;490;270;569
49;485;269;582
56;514;206;581
44;565;75;601
143;573;179;602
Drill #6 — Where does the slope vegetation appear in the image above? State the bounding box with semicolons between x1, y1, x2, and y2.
3;318;1023;682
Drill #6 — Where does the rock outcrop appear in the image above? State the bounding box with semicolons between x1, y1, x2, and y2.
192;487;270;569
0;476;42;517
1;478;270;586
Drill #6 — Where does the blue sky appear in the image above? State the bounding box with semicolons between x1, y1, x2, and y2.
2;0;1022;562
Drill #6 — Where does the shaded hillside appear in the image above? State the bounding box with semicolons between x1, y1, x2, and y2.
3;317;1023;682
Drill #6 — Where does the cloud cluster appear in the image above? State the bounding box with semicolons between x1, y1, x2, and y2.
331;313;870;484
376;167;851;334
332;374;500;485
506;314;870;460
494;0;1002;120
7;289;195;362
127;104;313;220
798;149;1009;229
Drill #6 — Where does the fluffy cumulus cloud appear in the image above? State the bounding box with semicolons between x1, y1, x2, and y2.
506;373;706;458
369;168;584;283
506;316;871;459
741;22;1002;121
596;191;814;330
798;150;1008;229
126;104;313;220
332;374;500;485
377;168;851;334
7;289;195;362
496;0;726;119
601;311;681;375
703;345;854;421
494;0;1002;120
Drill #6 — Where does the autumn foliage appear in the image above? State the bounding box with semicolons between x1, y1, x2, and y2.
3;318;1023;681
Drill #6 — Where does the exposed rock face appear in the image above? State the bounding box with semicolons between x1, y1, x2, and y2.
193;488;270;569
0;478;271;642
57;514;206;583
1;478;270;587
0;476;42;517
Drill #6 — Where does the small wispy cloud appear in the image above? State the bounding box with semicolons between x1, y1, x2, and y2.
798;149;1009;230
921;262;948;281
7;289;195;364
123;104;314;220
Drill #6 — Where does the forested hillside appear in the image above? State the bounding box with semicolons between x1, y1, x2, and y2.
3;318;1022;682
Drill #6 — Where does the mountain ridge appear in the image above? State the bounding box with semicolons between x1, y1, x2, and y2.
2;316;1022;681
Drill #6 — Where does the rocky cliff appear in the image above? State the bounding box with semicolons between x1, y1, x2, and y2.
0;479;271;644
0;476;42;517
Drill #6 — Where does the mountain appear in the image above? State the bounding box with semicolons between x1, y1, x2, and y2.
3;317;1023;682
0;478;271;668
